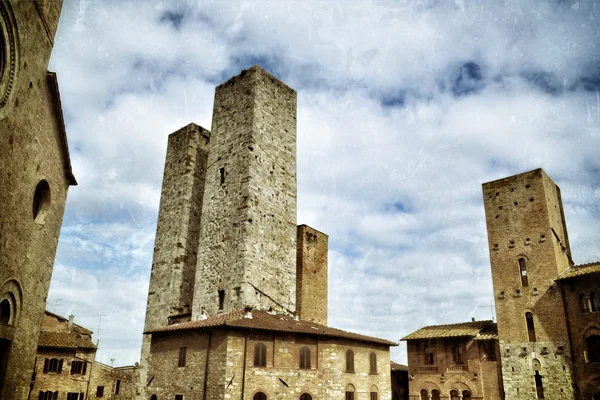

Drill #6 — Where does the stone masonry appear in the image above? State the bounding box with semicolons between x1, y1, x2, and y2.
296;225;329;325
0;2;76;399
483;169;575;399
140;123;210;397
192;66;297;317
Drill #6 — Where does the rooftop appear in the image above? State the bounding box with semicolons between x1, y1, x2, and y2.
401;320;497;341
38;331;96;350
558;262;600;280
146;309;397;346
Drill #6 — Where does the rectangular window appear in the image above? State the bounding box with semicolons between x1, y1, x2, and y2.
175;395;184;400
370;393;378;400
115;379;121;395
345;392;355;400
219;167;225;185
96;386;104;398
178;347;187;368
67;393;79;400
71;361;84;375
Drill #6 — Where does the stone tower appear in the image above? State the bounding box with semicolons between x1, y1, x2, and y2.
0;1;76;399
191;66;297;317
296;225;328;325
483;169;575;399
139;123;210;394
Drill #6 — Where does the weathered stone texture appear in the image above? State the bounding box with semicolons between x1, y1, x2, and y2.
0;1;74;399
296;225;328;325
483;169;575;398
192;66;297;317
146;329;392;400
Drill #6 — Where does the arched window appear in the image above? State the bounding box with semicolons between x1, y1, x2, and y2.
300;394;312;400
253;392;267;400
345;384;356;400
0;299;10;325
450;390;460;400
519;258;528;287
420;389;428;400
346;349;354;372
254;343;267;367
526;312;536;342
462;390;472;400
369;352;377;374
535;371;544;398
431;389;440;400
587;335;600;363
452;345;463;365
150;396;157;400
592;293;600;312
32;180;51;221
299;346;311;369
370;385;379;400
580;294;591;313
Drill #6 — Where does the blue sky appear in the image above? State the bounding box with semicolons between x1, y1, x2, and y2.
47;0;600;366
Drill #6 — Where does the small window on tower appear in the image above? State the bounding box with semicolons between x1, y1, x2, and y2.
519;258;528;287
218;290;225;311
220;167;225;185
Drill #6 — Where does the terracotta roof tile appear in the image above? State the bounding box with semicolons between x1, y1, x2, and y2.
146;309;397;346
401;320;497;341
38;331;96;350
558;262;600;280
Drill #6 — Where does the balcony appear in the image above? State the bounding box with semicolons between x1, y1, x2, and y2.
447;364;468;372
418;366;438;373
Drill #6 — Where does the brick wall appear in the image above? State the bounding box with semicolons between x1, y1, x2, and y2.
32;349;95;399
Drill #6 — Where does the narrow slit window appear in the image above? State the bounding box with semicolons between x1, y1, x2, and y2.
535;371;544;398
220;167;225;185
526;312;536;342
218;290;225;311
114;379;120;395
519;258;528;287
178;347;187;368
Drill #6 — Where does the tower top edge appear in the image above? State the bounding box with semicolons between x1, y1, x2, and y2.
168;122;211;139
216;65;296;94
482;168;551;188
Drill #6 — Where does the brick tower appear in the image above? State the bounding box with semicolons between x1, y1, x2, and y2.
296;225;328;325
483;169;576;399
191;66;297;318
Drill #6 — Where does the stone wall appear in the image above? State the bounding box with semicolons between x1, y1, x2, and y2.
145;328;392;400
406;338;501;399
32;348;95;399
296;225;328;325
0;1;74;399
192;66;297;317
482;169;575;398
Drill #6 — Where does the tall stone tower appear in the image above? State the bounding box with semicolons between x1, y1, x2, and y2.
139;123;209;394
191;66;297;317
483;169;575;399
0;1;76;399
296;225;328;325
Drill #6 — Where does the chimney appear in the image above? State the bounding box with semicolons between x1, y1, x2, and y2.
472;317;475;322
244;306;253;319
198;308;207;321
68;315;74;331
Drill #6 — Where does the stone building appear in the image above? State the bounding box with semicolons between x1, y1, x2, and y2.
30;311;138;400
402;320;502;400
139;66;396;399
403;168;600;399
390;361;409;400
0;1;76;399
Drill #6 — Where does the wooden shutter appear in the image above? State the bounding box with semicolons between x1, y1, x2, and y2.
82;362;87;375
43;359;48;373
57;359;63;373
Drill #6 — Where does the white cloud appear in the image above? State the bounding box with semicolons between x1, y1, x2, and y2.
47;0;600;365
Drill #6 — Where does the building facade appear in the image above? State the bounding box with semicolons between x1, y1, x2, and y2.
402;320;502;400
139;66;396;399
0;1;76;399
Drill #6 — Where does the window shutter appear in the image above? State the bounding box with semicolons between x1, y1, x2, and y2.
82;362;87;375
43;359;48;373
52;391;58;400
58;359;63;373
38;391;43;400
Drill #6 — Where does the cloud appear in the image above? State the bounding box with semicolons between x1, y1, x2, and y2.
47;0;600;365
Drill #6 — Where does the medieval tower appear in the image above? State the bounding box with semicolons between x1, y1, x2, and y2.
483;169;576;399
191;67;297;317
0;1;76;399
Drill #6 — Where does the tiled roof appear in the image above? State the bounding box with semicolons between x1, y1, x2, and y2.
391;361;408;371
558;262;600;280
44;310;93;335
38;331;97;350
401;320;497;341
146;309;397;346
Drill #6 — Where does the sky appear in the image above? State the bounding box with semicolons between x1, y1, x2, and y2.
47;0;600;366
